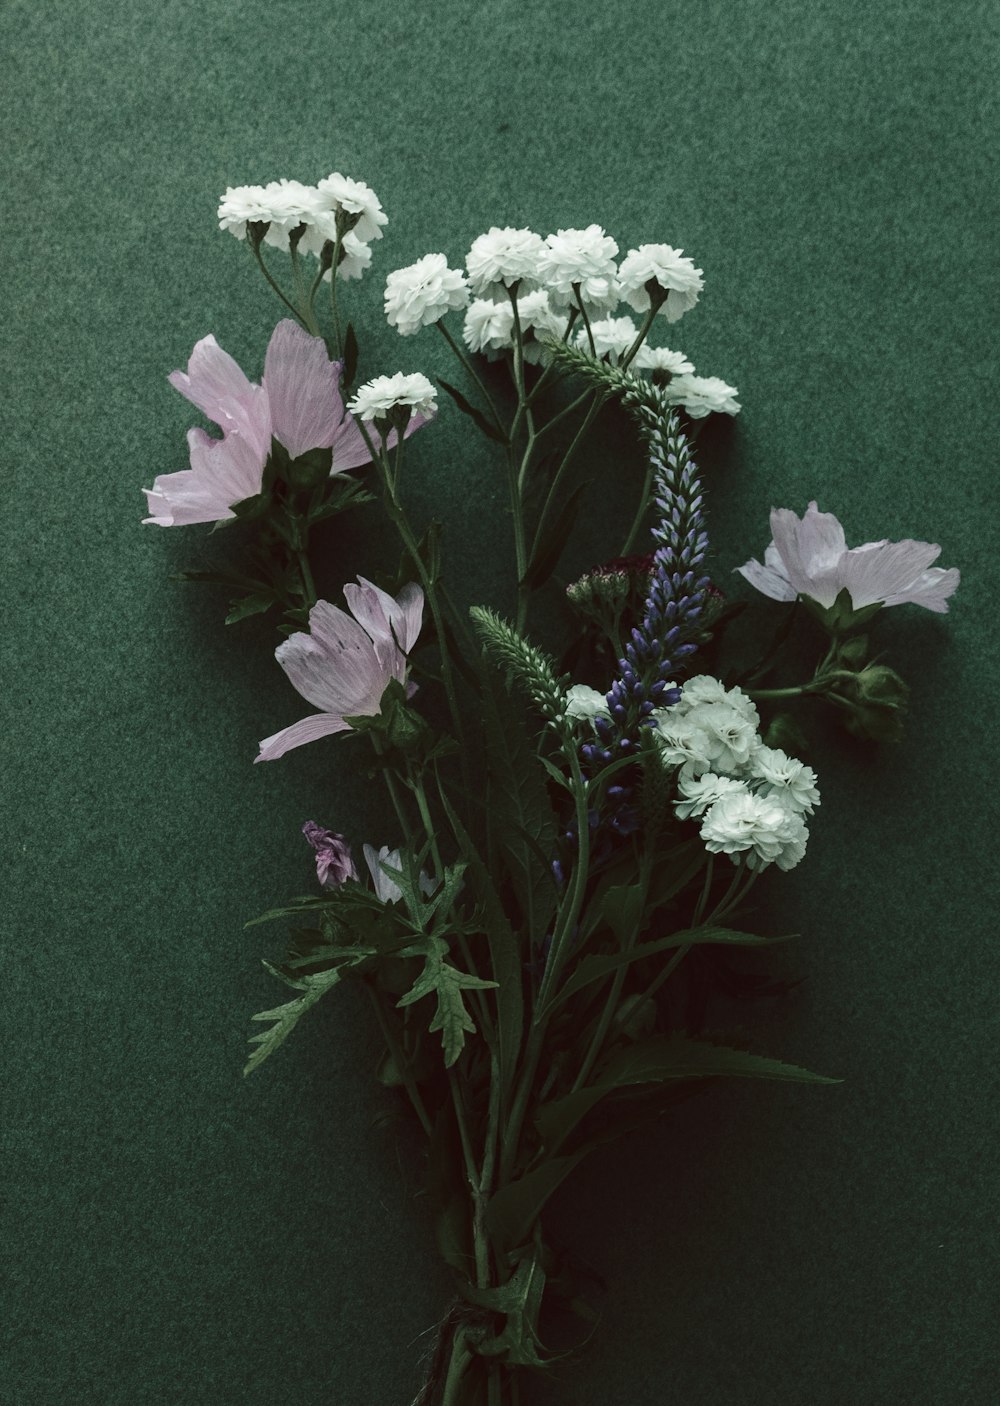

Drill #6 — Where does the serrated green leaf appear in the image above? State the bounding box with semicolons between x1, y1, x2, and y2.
397;935;499;1067
434;779;524;1107
244;964;345;1075
438;376;507;443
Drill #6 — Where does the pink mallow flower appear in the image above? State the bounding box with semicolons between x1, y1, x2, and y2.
256;579;424;762
302;822;358;889
143;320;424;526
737;501;959;613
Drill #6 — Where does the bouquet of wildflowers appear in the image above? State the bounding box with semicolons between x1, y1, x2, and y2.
144;172;960;1405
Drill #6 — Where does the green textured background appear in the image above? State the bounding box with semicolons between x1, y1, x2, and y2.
3;1;998;1402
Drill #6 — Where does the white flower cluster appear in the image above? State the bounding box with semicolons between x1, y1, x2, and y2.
348;372;437;423
217;172;387;282
651;675;820;872
381;224;739;416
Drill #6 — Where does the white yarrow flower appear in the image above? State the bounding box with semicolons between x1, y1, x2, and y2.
348;372;438;423
385;254;469;336
574;315;640;364
684;701;761;776
618;243;704;322
565;684;610;725
633;345;696;376
218;183;274;240
700;790;809;872
465;227;546;296
665;373;741;419
463;298;516;356
538;225;620;313
674;766;746;821
750;746;821;815
651;712;716;772
315;172;387;242
679;676;759;729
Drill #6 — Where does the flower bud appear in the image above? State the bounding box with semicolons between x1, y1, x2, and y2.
302;821;358;889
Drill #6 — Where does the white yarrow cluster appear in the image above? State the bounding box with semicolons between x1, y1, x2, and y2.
538;225;619;313
348;372;438;423
217;171;386;280
575;315;640;364
617;243;704;322
465;227;546;296
564;684;610;724
385;254;469;336
665;373;741;419
633;345;696;377
652;675;820;872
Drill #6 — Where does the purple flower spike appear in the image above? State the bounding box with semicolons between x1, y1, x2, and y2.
302;822;358;889
737;501;960;613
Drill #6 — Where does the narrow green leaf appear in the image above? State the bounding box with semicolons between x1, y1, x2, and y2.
484;1153;587;1253
545;926;788;1015
536;1035;838;1149
438;377;507;443
343;321;359;387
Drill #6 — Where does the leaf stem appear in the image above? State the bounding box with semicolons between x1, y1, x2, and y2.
249;240;305;324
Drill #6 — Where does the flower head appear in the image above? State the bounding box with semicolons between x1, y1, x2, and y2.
565;684;612;726
575;315;639;364
314;172;387;243
348;372;438;425
736;502;960;613
256;580;424;762
302;822;358;889
633;345;696;377
618;244;704;321
700;789;808;871
363;844;438;904
664;373;740;419
538;225;619;312
143;320;389;527
749;746;821;815
384;254;469;335
463;298;515;356
465;227;545;296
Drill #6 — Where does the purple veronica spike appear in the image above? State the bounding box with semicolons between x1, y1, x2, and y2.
595;396;709;761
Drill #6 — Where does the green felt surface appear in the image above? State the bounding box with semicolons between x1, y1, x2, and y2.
3;1;998;1402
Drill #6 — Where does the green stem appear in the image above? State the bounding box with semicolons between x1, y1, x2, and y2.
365;984;433;1138
618;298;663;371
573;285;597;356
526;389;608;576
449;1071;490;1287
249;239;304;324
289;241;321;335
619;455;656;556
440;1328;473;1406
328;232;343;355
295;548;317;609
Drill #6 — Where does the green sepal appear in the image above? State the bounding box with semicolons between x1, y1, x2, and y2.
344;678;429;754
801;586;883;635
284;444;334;492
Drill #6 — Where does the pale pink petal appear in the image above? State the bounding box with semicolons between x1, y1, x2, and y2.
330;407;430;473
795;502;848;575
735;541;797;602
142;427;266;526
837;540;942;609
276;601;392;715
168;334;259;428
342;579;424;654
768;508;838;604
881;566;960;612
263;320;345;459
255;712;351;763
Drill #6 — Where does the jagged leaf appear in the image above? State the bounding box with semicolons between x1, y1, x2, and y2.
225;591;276;624
397;936;498;1067
245;963;347;1075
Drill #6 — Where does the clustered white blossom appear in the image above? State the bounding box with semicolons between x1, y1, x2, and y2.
382;224;738;417
650;675;820;872
384;254;469;335
348;372;438;423
217;172;386;281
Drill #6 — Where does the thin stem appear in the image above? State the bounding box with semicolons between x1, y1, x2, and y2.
295;548;317;609
289;241;321;335
365;984;433;1138
440;1328;473;1406
619;455;656;556
526;390;608;572
249;240;305;324
618;298;662;371
573;285;597;356
449;1072;490;1286
328;232;343;355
